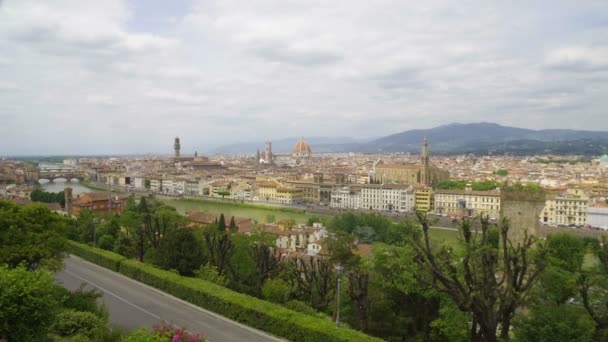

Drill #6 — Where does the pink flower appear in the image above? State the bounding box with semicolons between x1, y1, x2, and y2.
172;335;180;342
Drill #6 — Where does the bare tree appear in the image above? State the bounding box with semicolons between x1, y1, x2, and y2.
203;228;234;276
348;269;370;333
412;213;547;341
249;242;284;295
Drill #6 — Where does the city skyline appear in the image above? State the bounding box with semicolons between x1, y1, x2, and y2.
1;0;608;155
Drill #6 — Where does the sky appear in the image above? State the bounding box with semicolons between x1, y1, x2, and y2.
1;0;607;155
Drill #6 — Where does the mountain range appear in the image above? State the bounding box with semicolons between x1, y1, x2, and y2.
212;123;608;156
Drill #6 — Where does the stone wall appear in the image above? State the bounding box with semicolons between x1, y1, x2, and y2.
500;190;546;242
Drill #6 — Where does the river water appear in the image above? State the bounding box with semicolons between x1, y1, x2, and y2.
39;180;91;195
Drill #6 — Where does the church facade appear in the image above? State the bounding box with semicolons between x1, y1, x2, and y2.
373;137;449;187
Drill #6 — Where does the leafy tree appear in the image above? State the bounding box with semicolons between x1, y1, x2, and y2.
327;231;361;268
154;227;204;276
142;207;186;249
0;201;67;270
218;191;231;199
367;243;451;340
227;233;257;294
538;233;586;304
412;213;547;341
262;278;292;303
114;233;136;258
579;236;608;338
229;216;237;232
328;212;393;243
494;169;508;176
218;213;226;232
97;234;115;251
194;263;229;286
0;265;60;340
353;225;375;243
514;304;594;342
307;215;321;226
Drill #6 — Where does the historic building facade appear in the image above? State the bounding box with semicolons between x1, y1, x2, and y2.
373;137;449;186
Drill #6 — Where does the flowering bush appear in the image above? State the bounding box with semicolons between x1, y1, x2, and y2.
152;324;205;342
121;325;204;342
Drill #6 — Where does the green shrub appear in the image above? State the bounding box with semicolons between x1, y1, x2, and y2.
68;242;381;342
262;278;291;303
284;300;326;319
119;260;381;342
68;240;125;271
52;309;104;339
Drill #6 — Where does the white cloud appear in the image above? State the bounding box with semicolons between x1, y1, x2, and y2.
0;0;607;154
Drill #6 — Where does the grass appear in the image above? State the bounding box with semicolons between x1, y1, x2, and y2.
428;227;462;245
175;197;307;213
80;181;118;193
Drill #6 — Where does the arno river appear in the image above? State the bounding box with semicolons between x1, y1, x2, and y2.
39;180;91;195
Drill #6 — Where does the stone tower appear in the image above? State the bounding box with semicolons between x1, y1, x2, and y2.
256;148;261;162
174;137;181;158
265;141;273;164
65;187;73;216
500;189;546;243
420;136;430;185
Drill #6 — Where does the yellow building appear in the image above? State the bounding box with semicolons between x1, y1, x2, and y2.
415;187;433;212
434;187;501;218
257;181;303;204
276;186;304;204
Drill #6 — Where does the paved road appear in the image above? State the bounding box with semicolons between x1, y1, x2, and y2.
55;256;285;342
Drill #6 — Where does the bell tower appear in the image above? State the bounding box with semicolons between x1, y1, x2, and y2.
174;137;181;158
420;137;430;185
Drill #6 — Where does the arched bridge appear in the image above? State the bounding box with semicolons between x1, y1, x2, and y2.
37;168;86;183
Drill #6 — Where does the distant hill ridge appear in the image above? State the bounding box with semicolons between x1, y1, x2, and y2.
212;123;608;155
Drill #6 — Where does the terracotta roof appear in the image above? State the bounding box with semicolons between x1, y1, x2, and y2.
376;164;420;170
77;192;111;201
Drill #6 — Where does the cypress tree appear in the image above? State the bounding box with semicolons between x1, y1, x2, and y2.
218;213;226;232
229;216;237;232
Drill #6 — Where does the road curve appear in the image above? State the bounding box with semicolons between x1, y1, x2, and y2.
55;255;286;342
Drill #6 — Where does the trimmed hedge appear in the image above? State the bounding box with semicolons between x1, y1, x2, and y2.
67;241;125;272
69;243;382;342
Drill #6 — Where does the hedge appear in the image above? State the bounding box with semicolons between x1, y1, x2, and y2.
67;241;125;272
69;243;382;342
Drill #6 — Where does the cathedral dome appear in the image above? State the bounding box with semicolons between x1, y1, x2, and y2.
293;137;312;154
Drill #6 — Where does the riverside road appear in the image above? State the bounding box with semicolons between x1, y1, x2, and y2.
55;256;285;342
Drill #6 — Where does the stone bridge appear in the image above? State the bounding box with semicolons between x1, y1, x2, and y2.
37;168;86;182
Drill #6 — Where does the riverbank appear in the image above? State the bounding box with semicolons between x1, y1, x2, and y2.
158;196;316;224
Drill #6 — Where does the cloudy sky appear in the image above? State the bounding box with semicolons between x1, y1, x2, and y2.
1;0;607;155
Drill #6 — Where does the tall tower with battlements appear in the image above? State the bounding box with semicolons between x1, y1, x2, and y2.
265;141;273;164
174;137;181;158
420;137;430;185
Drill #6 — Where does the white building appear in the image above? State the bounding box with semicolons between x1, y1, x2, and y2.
150;178;162;193
360;184;415;212
541;188;589;226
588;207;608;230
330;187;361;210
133;177;146;190
185;179;200;196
